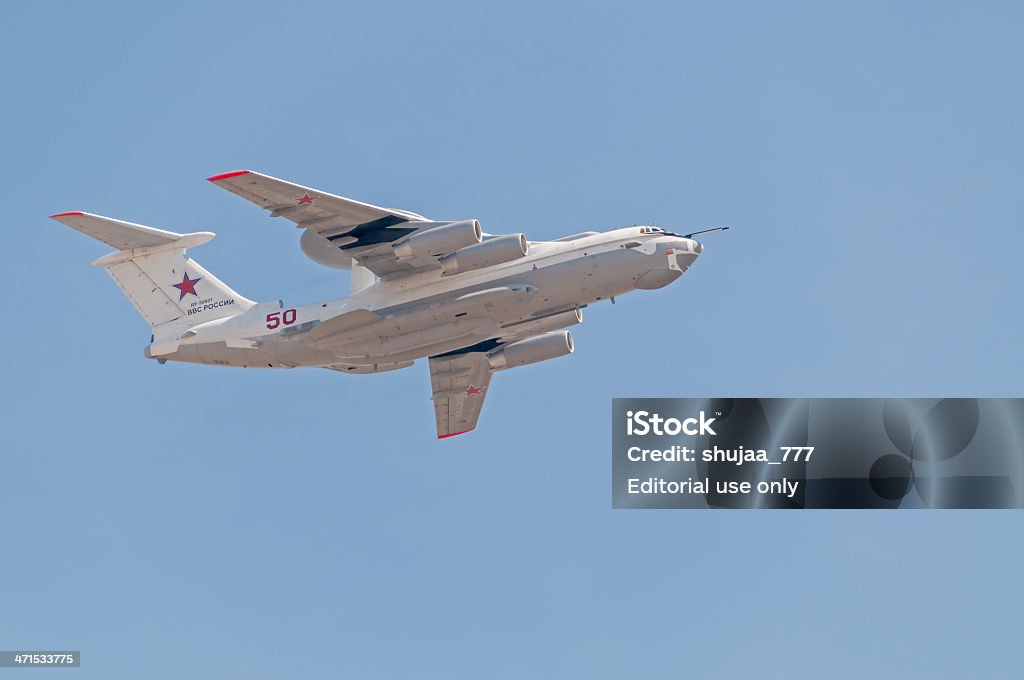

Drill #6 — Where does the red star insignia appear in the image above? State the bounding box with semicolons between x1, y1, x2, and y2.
172;271;201;300
297;193;317;205
465;385;484;396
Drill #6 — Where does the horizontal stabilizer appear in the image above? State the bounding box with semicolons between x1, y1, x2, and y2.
51;211;185;250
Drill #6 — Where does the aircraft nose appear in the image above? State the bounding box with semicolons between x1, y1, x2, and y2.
674;237;702;255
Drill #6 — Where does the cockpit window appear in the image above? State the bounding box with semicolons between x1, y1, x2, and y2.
639;225;685;237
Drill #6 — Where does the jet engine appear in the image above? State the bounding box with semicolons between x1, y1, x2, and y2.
393;220;482;258
440;234;529;276
488;331;574;371
501;308;582;339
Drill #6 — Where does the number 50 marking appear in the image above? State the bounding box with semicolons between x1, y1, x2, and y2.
266;308;298;329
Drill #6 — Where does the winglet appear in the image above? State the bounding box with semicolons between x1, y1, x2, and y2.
50;211;85;219
207;170;251;182
438;429;474;440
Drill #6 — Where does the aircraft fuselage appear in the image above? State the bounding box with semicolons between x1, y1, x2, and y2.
157;227;703;371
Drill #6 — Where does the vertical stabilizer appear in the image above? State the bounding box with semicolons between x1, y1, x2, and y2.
51;212;255;332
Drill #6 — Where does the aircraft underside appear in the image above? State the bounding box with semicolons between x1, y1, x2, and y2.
52;169;714;437
166;245;692;371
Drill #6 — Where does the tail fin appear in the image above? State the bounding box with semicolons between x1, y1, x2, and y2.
51;212;255;332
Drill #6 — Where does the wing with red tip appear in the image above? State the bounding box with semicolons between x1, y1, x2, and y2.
429;349;494;439
207;169;433;275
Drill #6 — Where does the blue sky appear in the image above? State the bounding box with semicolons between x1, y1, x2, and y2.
2;1;1023;677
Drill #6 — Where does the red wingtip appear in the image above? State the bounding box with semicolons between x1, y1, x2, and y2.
438;428;474;439
207;169;251;182
50;211;84;218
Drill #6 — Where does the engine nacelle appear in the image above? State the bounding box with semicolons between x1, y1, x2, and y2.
488;331;574;371
501;308;582;339
440;234;529;276
393;220;482;259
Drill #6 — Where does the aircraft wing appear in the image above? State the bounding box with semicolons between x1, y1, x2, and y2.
428;349;494;438
207;170;435;276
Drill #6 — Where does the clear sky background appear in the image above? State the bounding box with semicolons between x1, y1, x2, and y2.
2;1;1023;678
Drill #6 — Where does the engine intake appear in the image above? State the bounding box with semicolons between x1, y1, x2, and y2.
440;234;528;276
393;220;482;259
488;331;574;371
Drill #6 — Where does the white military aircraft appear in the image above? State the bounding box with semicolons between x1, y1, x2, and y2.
52;171;723;438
